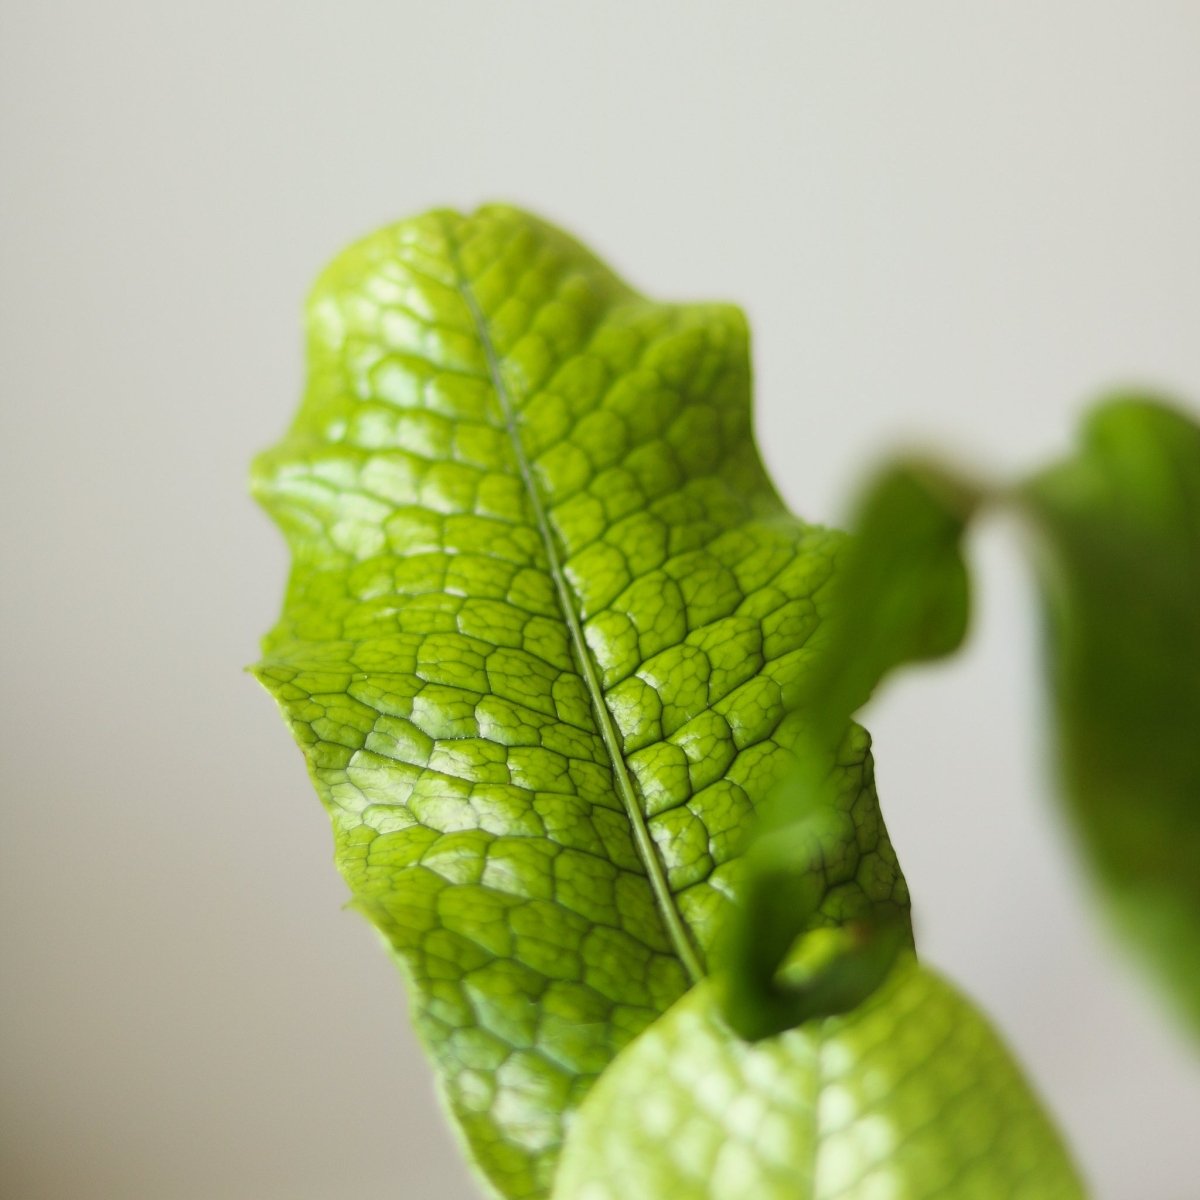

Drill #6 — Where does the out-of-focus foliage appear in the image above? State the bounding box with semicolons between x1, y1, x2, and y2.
796;462;980;721
749;396;1200;1041
1021;399;1200;1035
717;464;977;1042
556;955;1083;1200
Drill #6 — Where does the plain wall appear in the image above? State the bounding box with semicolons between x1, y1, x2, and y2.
2;3;1198;1197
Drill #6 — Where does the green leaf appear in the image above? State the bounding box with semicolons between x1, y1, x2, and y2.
715;724;912;1042
554;955;1084;1200
804;461;980;722
252;206;909;1198
716;463;976;1041
1020;397;1200;1033
751;395;1200;1039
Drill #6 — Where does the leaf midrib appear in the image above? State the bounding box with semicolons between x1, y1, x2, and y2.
447;225;705;986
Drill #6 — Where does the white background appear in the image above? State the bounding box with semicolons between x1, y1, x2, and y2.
2;3;1198;1197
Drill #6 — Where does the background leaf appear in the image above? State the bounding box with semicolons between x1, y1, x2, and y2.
716;724;912;1042
800;461;980;724
555;955;1084;1200
737;395;1200;1042
717;462;976;1040
1020;397;1200;1034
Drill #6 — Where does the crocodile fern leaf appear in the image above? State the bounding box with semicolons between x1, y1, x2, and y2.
253;206;912;1197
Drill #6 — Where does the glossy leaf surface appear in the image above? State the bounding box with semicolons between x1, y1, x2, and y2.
555;956;1084;1200
253;206;909;1197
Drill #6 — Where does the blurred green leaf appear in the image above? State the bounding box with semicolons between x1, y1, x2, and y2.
556;955;1084;1200
717;723;911;1041
728;395;1200;1041
1020;397;1200;1034
805;461;981;725
717;462;977;1040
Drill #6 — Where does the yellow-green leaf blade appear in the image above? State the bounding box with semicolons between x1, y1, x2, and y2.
253;206;910;1197
555;956;1084;1200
